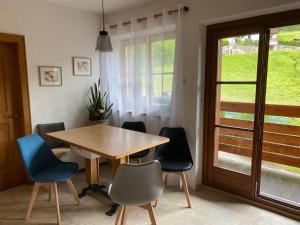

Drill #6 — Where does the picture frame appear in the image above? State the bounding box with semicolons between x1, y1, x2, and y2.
39;66;62;86
72;57;92;76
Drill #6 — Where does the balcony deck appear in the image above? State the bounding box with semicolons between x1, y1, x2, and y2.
217;101;300;207
219;152;300;207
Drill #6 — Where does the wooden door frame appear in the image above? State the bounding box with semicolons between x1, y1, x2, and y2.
202;8;300;217
0;33;31;136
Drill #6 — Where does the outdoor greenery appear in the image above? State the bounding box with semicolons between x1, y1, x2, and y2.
222;39;229;47
278;31;300;47
133;39;175;97
221;50;300;105
220;50;300;126
235;37;259;46
276;25;300;47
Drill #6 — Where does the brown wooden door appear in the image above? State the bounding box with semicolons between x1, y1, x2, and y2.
203;25;266;198
202;10;300;217
0;42;27;190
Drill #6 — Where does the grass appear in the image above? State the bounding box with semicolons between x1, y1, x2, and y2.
278;31;300;47
283;165;300;174
221;50;300;105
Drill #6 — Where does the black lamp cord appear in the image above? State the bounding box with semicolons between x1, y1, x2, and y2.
102;0;105;31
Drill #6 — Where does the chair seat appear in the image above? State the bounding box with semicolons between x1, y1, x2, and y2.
157;158;193;172
33;162;79;183
52;147;71;157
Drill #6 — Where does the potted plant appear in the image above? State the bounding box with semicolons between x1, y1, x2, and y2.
87;78;113;125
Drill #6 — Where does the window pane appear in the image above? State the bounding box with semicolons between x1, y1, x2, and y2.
218;34;260;81
141;75;147;97
163;39;175;73
216;84;256;129
215;127;253;175
163;74;173;94
152;75;162;98
260;25;300;208
152;39;175;74
135;43;147;74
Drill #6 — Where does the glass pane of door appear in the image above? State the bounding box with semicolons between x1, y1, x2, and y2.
214;34;260;175
259;25;300;207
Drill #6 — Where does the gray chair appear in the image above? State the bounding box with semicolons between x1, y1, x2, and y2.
36;122;70;158
109;160;164;225
36;122;85;169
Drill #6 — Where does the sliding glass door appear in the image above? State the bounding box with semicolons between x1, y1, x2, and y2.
258;24;300;209
204;9;300;215
204;27;264;198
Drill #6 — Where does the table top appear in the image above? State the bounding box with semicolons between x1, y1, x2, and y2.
47;124;169;160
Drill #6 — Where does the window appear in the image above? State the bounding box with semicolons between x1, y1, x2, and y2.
120;32;176;117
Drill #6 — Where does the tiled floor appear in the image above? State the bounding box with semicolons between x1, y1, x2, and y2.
0;169;299;225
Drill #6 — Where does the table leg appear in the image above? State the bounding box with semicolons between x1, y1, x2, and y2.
86;158;98;184
78;158;106;198
112;156;128;176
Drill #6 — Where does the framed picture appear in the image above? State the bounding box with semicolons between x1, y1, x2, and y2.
73;57;92;76
39;66;62;86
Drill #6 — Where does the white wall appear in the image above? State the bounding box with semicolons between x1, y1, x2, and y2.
106;0;300;189
0;0;100;130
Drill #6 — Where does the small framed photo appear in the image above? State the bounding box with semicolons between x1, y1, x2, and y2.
73;57;92;76
39;66;62;86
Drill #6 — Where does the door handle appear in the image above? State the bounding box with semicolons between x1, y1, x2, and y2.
3;113;19;119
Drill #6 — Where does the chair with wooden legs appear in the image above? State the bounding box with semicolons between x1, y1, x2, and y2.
122;121;150;163
109;160;164;225
17;134;80;225
154;127;193;208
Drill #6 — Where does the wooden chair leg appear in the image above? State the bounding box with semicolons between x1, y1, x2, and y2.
53;183;61;225
48;183;52;201
25;183;40;220
162;172;166;184
164;173;168;186
115;205;125;225
145;203;157;225
97;158;100;182
66;179;80;205
180;172;192;208
153;172;166;207
121;205;127;225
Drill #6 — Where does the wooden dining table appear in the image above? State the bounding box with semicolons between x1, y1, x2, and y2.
47;124;169;215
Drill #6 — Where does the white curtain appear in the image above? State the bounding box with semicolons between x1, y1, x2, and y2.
100;6;184;134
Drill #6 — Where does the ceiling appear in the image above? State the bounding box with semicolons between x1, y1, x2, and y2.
46;0;159;14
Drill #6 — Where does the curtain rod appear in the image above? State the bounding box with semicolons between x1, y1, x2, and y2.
109;6;189;29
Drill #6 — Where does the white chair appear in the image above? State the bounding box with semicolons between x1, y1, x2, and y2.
109;160;164;225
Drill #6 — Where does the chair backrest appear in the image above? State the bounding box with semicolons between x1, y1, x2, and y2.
122;121;147;133
121;121;150;157
36;122;67;148
17;134;61;180
154;127;193;163
109;160;164;205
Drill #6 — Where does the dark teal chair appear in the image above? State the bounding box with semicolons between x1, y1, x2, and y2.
17;134;80;225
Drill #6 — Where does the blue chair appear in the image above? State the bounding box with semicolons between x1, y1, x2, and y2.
17;134;80;225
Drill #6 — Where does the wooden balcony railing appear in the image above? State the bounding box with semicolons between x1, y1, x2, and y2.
218;101;300;168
